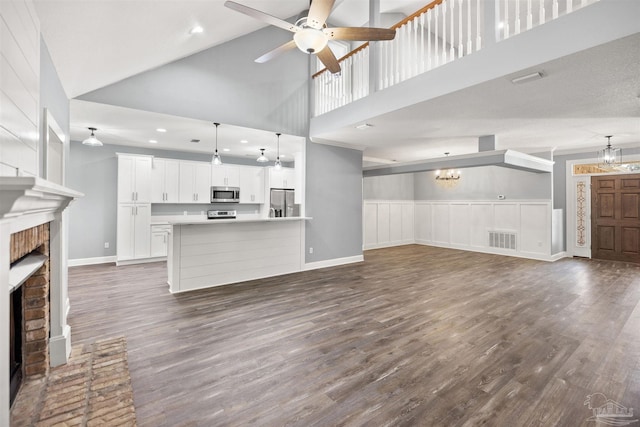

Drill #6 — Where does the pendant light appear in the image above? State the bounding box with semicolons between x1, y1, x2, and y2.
274;133;282;170
82;127;103;147
597;135;621;168
212;122;222;165
257;148;269;163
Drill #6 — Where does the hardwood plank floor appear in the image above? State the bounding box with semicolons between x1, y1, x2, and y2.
64;245;640;426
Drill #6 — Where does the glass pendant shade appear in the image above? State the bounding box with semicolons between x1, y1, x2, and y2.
257;149;269;163
598;136;620;168
212;122;222;165
294;27;328;53
82;127;103;147
274;132;282;169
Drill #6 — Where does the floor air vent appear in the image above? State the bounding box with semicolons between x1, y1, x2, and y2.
489;231;517;250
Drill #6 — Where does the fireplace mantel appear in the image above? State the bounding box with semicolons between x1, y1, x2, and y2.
0;177;83;233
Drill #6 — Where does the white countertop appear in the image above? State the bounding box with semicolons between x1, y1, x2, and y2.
153;216;311;225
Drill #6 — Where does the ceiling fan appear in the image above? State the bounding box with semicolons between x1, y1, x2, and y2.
224;0;396;74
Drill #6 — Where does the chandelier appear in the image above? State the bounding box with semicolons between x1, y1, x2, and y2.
598;135;621;168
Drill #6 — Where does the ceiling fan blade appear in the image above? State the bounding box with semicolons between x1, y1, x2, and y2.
224;1;299;33
316;45;341;74
307;0;336;29
324;27;396;41
255;40;298;63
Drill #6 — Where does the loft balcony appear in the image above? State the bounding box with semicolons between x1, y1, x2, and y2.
309;0;640;145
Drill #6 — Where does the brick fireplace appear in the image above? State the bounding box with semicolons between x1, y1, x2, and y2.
1;176;82;425
9;223;51;405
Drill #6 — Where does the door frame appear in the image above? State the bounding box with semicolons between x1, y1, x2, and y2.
566;155;640;258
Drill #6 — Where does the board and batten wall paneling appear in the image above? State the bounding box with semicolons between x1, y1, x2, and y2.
470;203;493;247
363;201;415;250
0;0;40;176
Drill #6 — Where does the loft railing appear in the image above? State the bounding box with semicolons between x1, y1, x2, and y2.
313;0;600;116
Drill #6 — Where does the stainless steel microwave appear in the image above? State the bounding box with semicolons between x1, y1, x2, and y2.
211;186;240;203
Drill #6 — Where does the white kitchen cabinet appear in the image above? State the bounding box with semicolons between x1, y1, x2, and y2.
117;154;152;203
179;161;211;203
117;203;151;261
151;158;180;203
151;224;171;257
268;167;296;190
211;164;240;187
239;166;265;204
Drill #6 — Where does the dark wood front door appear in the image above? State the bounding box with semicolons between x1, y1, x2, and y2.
591;174;640;263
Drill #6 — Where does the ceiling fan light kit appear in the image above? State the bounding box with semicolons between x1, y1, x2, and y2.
224;0;395;74
82;127;103;147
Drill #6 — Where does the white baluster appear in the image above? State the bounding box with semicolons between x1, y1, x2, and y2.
396;25;402;84
420;13;425;73
539;0;545;25
450;0;455;60
384;41;389;89
581;0;587;7
504;0;510;40
476;0;481;51
567;0;573;13
413;16;419;76
458;0;463;57
466;0;472;55
427;9;432;70
552;0;558;19
434;6;439;67
515;0;521;34
442;1;447;63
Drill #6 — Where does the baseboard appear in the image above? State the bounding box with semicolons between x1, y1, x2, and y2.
363;240;416;250
414;241;567;262
549;251;568;261
304;255;364;271
116;257;166;266
49;325;71;367
68;256;116;267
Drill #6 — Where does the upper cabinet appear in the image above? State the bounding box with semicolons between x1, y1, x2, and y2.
151;158;180;203
238;166;265;204
179;160;211;203
268;167;296;190
117;154;152;203
211;165;240;187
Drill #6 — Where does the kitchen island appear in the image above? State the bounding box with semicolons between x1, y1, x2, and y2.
166;217;311;293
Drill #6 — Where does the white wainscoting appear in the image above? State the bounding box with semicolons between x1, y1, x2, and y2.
365;199;559;261
363;200;415;250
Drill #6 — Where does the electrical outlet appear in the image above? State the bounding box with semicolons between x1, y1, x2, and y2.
104;242;109;249
309;247;313;254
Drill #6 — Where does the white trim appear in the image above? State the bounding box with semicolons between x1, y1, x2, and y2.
415;242;567;262
116;256;166;267
49;325;71;367
68;256;117;267
304;255;364;271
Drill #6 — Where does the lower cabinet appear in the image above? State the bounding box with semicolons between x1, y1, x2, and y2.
151;225;171;258
117;204;151;261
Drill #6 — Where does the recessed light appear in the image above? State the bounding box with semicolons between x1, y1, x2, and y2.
356;123;373;130
156;128;167;133
189;26;203;34
149;139;158;144
223;148;230;152
240;139;248;144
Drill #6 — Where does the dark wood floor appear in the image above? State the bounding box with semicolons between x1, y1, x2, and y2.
66;245;640;426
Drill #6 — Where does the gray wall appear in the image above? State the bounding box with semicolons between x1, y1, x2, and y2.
79;25;309;136
414;166;552;200
69;23;365;264
40;37;69;176
363;173;414;200
305;143;362;263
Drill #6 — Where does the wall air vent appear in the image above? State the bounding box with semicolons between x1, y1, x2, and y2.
489;231;517;250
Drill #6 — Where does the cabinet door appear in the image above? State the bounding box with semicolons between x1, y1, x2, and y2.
133;204;151;259
194;162;211;203
179;162;196;203
239;167;265;204
117;204;135;260
134;157;152;203
164;160;180;203
118;156;136;203
151;232;168;257
282;168;296;190
151;159;166;203
268;168;284;189
212;165;240;187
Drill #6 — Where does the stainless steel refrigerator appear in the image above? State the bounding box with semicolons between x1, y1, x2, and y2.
270;189;298;217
